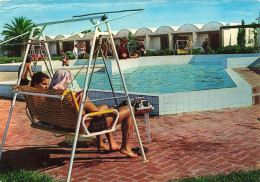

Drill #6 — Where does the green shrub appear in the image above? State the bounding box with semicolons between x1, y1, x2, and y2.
168;169;260;182
65;51;74;59
51;56;62;60
216;45;254;54
145;49;176;56
0;161;59;182
0;57;23;64
191;48;203;55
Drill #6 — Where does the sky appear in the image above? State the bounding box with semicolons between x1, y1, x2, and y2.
0;0;259;40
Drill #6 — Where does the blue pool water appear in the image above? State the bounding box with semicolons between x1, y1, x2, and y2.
75;63;236;94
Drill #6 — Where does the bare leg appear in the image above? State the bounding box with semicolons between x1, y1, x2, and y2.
96;104;120;151
105;133;120;151
97;135;109;151
118;106;138;158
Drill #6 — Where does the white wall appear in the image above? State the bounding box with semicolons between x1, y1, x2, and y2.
197;34;208;49
49;43;57;55
150;37;161;51
245;28;255;47
223;29;238;46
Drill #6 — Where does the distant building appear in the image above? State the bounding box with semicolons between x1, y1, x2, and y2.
44;21;256;56
0;21;256;56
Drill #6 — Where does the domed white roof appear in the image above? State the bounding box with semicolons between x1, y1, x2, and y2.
115;29;137;37
155;26;179;34
200;21;225;31
177;24;202;32
135;27;156;36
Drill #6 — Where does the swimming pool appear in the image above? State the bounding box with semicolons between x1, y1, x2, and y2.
75;62;236;94
0;54;254;115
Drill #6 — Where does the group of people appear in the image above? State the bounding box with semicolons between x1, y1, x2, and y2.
72;43;86;60
62;40;146;63
60;43;87;66
20;67;138;158
117;39;146;60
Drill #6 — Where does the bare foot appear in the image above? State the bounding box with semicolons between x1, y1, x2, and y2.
120;148;138;158
97;143;110;151
110;143;121;152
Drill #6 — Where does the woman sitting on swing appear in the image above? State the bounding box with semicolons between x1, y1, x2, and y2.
48;69;137;158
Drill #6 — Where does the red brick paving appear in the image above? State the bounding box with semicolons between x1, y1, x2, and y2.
0;98;259;181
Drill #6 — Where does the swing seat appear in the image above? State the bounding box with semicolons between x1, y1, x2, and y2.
13;85;119;139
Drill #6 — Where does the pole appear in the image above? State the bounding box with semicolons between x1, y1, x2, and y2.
0;31;30;45
0;94;18;159
42;30;54;77
66;20;100;182
105;22;147;162
0;28;36;159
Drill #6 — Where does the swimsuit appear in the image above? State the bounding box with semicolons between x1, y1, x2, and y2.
75;90;108;132
88;115;108;132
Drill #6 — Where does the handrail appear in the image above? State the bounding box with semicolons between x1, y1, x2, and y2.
13;90;63;99
81;109;119;135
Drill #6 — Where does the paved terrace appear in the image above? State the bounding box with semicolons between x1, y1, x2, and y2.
0;67;260;181
0;97;259;181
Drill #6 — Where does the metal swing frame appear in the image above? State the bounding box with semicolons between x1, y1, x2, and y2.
0;9;147;182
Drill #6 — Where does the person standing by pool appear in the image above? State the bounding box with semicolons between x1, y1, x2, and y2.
102;41;108;59
18;57;33;85
202;38;210;54
60;50;69;66
73;45;78;60
80;43;86;59
137;41;146;56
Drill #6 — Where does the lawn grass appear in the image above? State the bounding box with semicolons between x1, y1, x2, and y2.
1;159;259;182
168;168;260;182
0;161;61;182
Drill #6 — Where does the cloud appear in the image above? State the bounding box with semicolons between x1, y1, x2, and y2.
39;0;167;7
228;10;254;15
0;0;9;7
0;4;50;13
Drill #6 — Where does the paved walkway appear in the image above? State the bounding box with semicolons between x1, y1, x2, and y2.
0;98;259;181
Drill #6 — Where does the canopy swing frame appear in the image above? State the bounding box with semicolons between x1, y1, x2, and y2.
0;9;147;182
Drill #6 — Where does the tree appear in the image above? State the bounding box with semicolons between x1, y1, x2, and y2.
237;20;246;47
1;16;39;56
249;22;258;49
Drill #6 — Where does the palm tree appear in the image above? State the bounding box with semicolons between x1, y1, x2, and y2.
1;16;39;56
